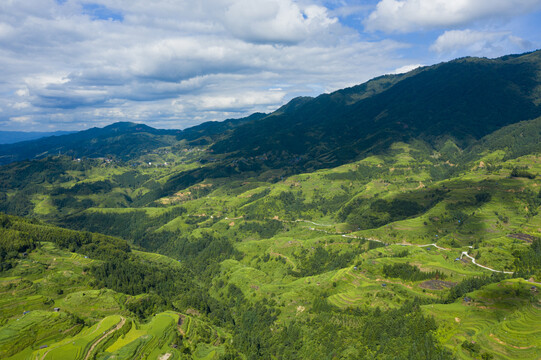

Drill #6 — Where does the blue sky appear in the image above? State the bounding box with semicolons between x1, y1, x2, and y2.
1;0;541;131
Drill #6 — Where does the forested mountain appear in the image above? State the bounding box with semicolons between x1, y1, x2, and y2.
3;51;541;170
0;122;178;165
1;50;541;360
211;51;541;168
0;113;263;165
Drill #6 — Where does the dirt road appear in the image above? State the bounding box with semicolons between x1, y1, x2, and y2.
84;317;126;360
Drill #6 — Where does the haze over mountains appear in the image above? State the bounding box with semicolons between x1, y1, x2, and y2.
0;131;74;145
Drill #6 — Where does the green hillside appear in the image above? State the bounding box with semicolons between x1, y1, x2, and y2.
1;50;541;359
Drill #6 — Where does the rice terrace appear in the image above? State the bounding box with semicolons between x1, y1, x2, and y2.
1;1;541;359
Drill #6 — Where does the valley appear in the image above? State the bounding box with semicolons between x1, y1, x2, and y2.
1;51;541;359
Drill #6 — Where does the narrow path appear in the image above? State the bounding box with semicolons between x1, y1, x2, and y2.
294;219;514;274
40;349;51;360
266;217;516;275
84;317;126;360
416;243;449;251
294;219;332;227
460;252;514;274
265;217;332;227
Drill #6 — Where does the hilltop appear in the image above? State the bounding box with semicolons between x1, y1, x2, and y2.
0;50;541;359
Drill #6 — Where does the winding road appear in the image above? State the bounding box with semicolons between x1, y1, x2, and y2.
296;219;514;274
460;251;514;274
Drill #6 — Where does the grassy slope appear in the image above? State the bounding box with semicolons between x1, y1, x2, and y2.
1;132;541;358
427;279;540;359
0;242;227;360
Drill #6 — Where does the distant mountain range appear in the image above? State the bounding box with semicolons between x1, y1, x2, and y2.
0;130;74;144
1;50;541;173
0;113;267;165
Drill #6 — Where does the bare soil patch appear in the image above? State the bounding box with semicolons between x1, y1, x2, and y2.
178;314;185;326
186;308;200;316
419;280;456;290
159;353;172;360
507;233;537;243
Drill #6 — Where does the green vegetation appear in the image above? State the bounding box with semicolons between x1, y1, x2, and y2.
513;237;541;277
1;50;541;359
382;262;446;282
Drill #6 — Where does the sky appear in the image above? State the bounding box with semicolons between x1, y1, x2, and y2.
1;0;541;132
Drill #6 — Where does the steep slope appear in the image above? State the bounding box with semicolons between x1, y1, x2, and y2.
212;51;541;169
179;112;267;143
463;115;541;161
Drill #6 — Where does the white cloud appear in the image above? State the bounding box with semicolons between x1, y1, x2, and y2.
0;0;416;131
365;0;541;33
223;0;337;44
24;74;70;88
10;116;35;124
194;90;286;111
0;22;14;38
15;88;29;97
392;64;423;74
430;29;532;56
0;0;538;131
11;102;30;109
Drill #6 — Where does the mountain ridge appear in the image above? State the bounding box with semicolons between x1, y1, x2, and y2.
2;50;541;170
1;50;541;360
211;51;541;165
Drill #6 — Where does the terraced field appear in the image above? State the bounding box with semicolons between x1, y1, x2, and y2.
1;119;541;359
427;279;541;359
103;313;179;359
33;315;123;360
0;311;78;359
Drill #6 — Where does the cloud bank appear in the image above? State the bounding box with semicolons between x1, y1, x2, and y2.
0;0;413;130
0;0;540;131
430;29;532;57
365;0;541;33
